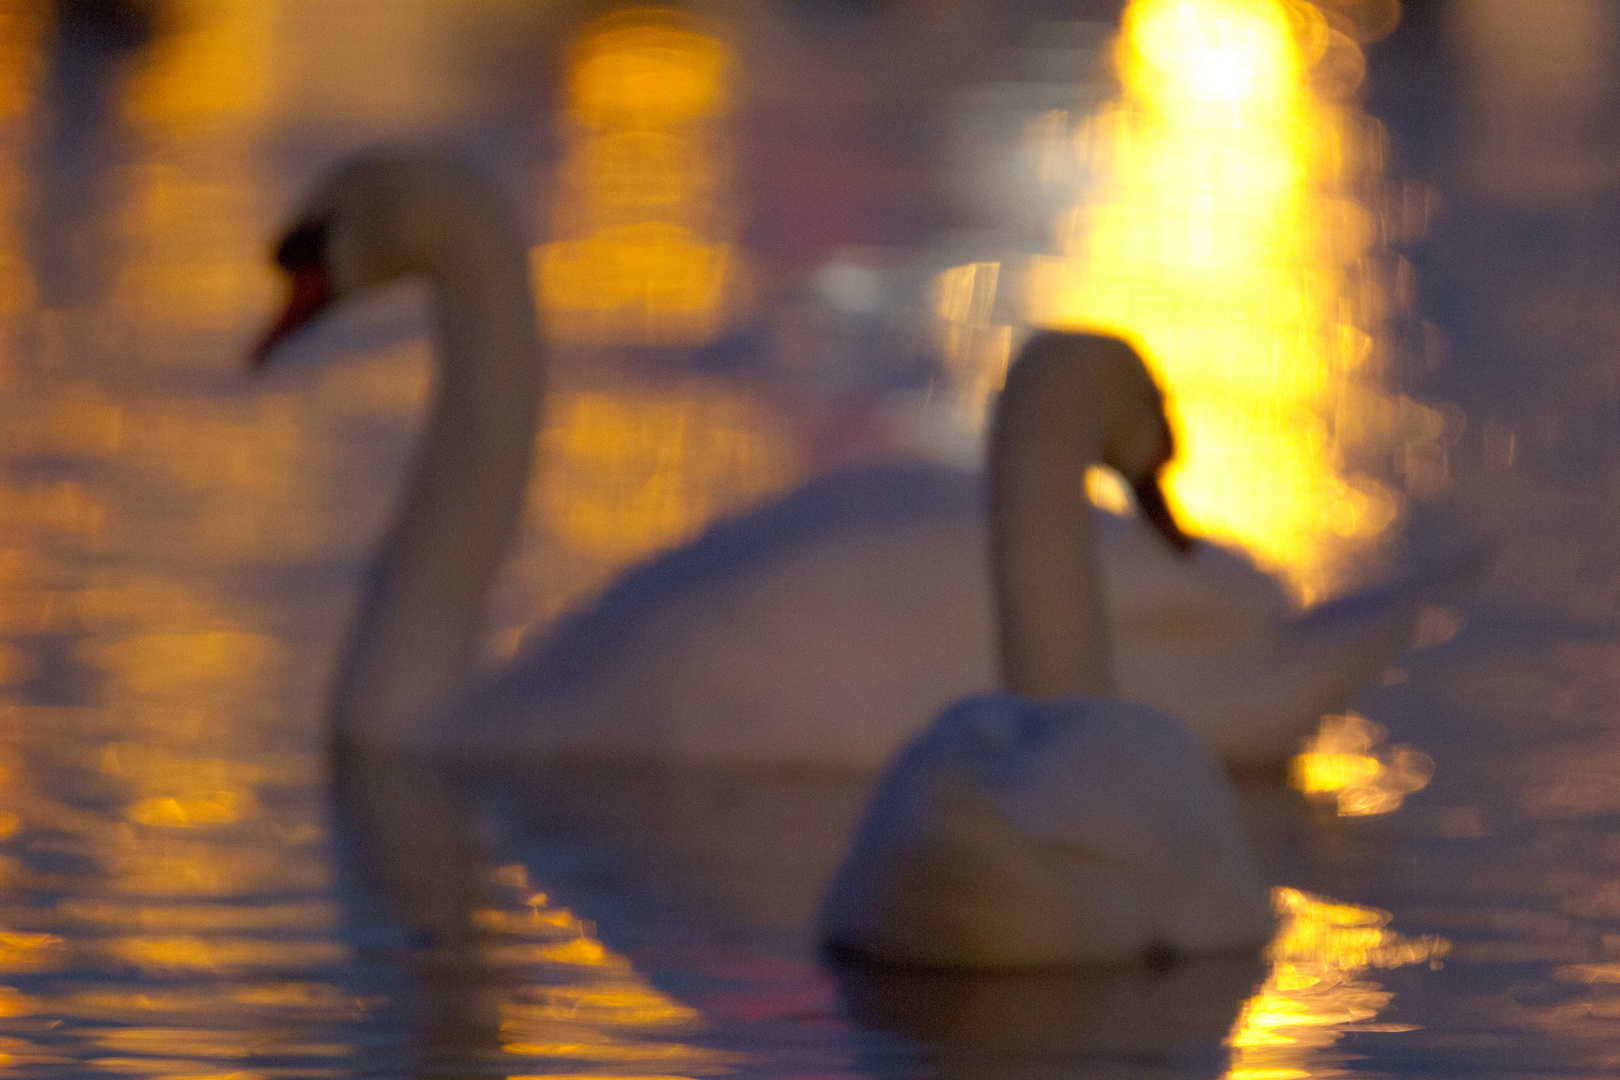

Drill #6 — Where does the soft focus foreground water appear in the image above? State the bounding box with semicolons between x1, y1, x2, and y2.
0;1;1616;1077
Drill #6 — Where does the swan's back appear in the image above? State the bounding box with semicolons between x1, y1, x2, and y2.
444;460;1441;768
517;463;981;692
819;693;1273;968
452;464;990;766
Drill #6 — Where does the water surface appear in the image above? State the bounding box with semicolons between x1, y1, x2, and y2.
0;1;1616;1077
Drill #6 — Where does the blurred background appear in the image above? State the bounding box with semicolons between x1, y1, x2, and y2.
0;0;1617;1076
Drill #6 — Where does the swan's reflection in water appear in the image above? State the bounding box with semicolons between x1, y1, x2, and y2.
836;952;1264;1079
330;748;1462;1079
332;749;751;1078
331;750;501;1078
828;884;1453;1079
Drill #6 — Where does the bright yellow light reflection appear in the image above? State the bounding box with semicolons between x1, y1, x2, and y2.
1290;712;1433;816
1129;0;1309;117
1225;887;1448;1077
101;745;265;819
0;3;44;122
537;385;801;563
99;936;342;971
484;866;741;1074
538;7;749;345
0;933;64;971
122;0;277;128
1019;0;1447;601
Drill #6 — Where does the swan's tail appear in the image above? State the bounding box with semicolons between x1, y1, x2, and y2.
1247;541;1493;760
1304;540;1492;634
1124;542;1492;770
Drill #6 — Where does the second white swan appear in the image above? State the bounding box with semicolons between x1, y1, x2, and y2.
819;331;1274;968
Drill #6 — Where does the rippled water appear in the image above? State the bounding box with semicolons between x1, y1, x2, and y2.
0;1;1618;1077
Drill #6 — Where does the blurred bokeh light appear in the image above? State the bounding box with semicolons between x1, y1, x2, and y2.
937;0;1455;602
1225;887;1449;1079
536;6;751;347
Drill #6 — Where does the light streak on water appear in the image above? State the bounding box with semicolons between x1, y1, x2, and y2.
1000;0;1453;602
485;865;732;1078
1225;888;1449;1079
536;6;750;347
536;384;802;565
1291;711;1434;816
930;261;1012;427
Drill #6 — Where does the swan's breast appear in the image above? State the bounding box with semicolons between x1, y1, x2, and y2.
821;693;1273;968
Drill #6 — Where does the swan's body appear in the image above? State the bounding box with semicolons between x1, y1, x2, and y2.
458;462;1463;769
256;151;1457;775
819;693;1270;967
820;332;1272;968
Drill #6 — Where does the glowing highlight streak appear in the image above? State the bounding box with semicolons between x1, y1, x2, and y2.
537;8;747;345
1290;712;1433;816
1225;888;1448;1077
486;865;741;1074
1024;0;1446;601
535;385;801;564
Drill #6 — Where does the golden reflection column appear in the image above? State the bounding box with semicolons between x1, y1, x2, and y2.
1025;0;1448;602
536;6;748;348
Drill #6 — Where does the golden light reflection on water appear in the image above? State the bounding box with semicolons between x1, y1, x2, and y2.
0;1;42;324
59;900;335;931
1225;887;1448;1078
86;632;286;701
1290;712;1434;816
537;384;802;564
111;162;278;341
537;7;750;346
1001;0;1448;601
485;866;733;1078
0;933;64;971
109;0;278;339
0;2;44;123
121;0;277;130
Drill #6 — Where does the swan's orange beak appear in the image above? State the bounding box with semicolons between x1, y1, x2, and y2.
1131;473;1194;556
251;263;334;370
1131;426;1193;556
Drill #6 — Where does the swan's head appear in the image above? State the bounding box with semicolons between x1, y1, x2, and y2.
252;151;511;368
1001;332;1192;554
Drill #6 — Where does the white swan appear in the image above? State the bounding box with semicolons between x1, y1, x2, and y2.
467;461;1473;770
819;331;1273;968
254;151;544;747
254;150;1469;769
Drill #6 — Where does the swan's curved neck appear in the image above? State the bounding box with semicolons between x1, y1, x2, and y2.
333;221;543;744
988;338;1113;699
